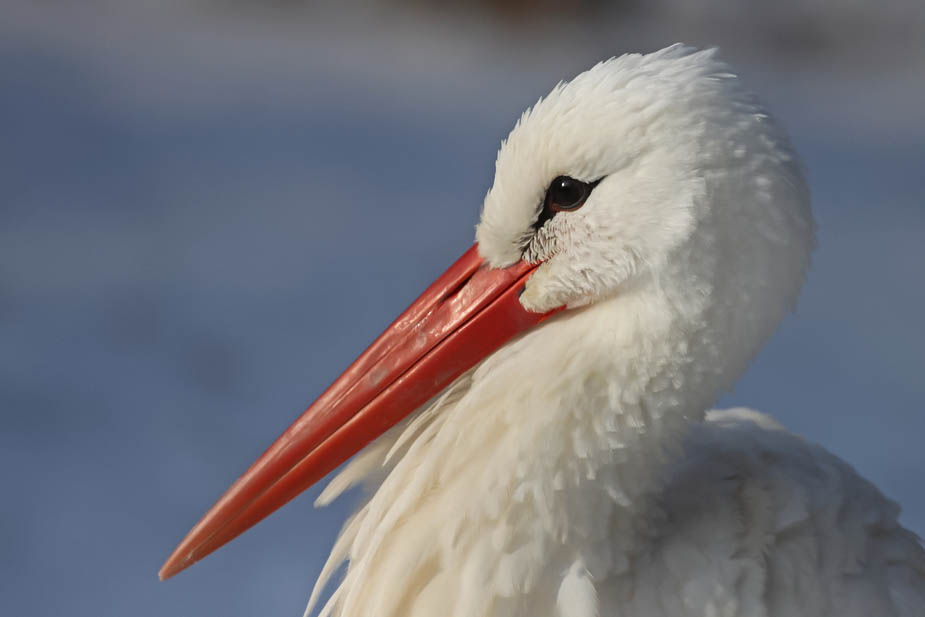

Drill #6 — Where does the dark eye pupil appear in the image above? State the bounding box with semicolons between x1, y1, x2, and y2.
545;175;592;212
551;178;582;207
534;175;600;231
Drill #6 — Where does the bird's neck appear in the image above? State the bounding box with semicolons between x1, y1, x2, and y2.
311;281;735;617
464;284;723;532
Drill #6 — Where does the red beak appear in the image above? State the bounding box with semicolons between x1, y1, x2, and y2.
159;245;559;580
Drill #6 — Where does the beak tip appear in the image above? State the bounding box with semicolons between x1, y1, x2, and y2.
158;561;179;582
159;547;195;581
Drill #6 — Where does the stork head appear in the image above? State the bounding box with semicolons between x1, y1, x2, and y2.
479;45;812;321
160;45;813;581
476;45;813;400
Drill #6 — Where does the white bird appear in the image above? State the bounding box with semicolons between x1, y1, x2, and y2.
160;45;925;617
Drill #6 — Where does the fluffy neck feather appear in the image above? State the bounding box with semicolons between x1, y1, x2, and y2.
308;271;736;617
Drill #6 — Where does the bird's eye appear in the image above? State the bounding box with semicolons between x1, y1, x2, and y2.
545;176;593;212
534;175;600;230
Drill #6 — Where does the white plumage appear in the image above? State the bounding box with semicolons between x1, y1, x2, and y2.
306;45;925;617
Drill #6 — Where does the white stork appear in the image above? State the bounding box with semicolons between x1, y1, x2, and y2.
160;45;925;617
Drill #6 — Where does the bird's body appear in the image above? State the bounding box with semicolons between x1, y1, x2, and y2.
643;409;924;617
161;45;925;617
313;403;925;617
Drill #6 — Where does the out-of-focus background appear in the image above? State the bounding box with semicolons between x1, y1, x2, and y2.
2;1;923;615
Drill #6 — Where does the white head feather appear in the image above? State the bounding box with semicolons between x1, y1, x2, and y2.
478;45;812;352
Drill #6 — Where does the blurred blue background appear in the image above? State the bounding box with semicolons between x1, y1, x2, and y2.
2;1;923;615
